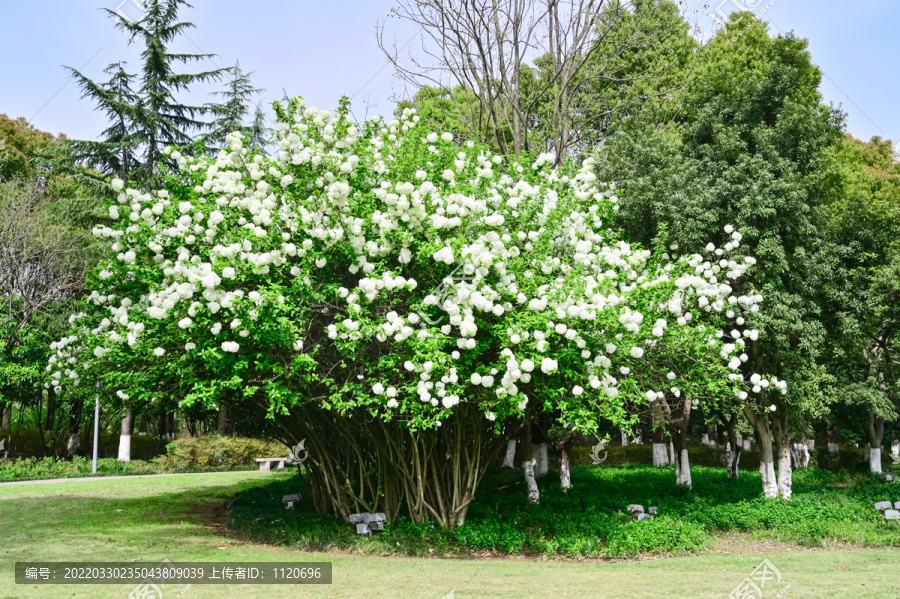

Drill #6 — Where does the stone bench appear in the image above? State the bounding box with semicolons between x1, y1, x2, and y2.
255;457;286;472
282;494;302;509
349;512;387;535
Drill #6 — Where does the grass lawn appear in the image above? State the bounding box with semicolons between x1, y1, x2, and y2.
0;471;898;598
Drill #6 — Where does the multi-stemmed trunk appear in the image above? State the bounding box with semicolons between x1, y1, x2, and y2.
865;411;885;474
118;409;134;462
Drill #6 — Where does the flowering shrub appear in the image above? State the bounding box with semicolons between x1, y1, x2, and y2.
47;95;783;524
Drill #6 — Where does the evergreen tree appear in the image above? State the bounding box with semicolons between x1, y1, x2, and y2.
105;0;226;183
56;61;143;189
203;61;269;154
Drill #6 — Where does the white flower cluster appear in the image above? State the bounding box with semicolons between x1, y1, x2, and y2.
46;97;784;429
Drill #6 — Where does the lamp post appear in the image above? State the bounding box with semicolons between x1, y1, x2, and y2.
92;381;100;474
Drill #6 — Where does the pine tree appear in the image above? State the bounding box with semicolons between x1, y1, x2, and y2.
105;0;226;183
59;61;143;187
203;61;269;153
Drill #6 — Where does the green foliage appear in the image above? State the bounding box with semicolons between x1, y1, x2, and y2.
153;434;287;469
229;464;900;558
0;115;59;182
596;12;846;437
0;455;154;482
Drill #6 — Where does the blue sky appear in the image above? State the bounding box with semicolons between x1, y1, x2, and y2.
1;0;896;145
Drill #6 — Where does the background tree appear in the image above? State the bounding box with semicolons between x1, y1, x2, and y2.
596;12;845;498
203;61;269;154
379;0;696;165
821;134;900;472
105;0;226;183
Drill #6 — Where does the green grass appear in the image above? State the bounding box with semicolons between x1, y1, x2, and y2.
0;470;898;598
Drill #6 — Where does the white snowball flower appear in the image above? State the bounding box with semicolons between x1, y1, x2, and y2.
630;347;644;359
572;386;584;396
153;347;165;357
221;341;240;353
386;398;399;409
372;383;385;395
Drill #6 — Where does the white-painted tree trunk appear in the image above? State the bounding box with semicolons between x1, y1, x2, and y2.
532;443;548;477
621;429;629;447
677;449;692;488
790;443;810;469
560;449;570;492
869;446;882;474
502;439;516;468
828;442;839;454
652;443;669;466
760;460;777;498
631;435;642;445
807;439;815;451
725;443;741;479
117;434;131;462
743;439;751;452
117;410;134;462
777;454;792;500
668;441;675;465
701;433;709;446
523;459;540;504
892;441;900;461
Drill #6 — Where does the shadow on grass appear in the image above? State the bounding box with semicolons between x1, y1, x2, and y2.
228;464;900;559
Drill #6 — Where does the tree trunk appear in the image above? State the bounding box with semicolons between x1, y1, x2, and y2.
891;438;900;462
668;440;675;466
651;401;669;466
217;405;229;436
771;409;792;500
521;419;539;504
865;411;885;474
707;423;718;448
1;404;10;430
117;409;134;462
791;442;810;469
45;387;57;431
744;405;777;498
721;412;741;479
502;439;516;467
559;440;571;492
666;398;692;488
67;399;83;457
620;428;629;447
138;415;148;436
168;412;176;439
158;413;167;439
827;422;840;454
